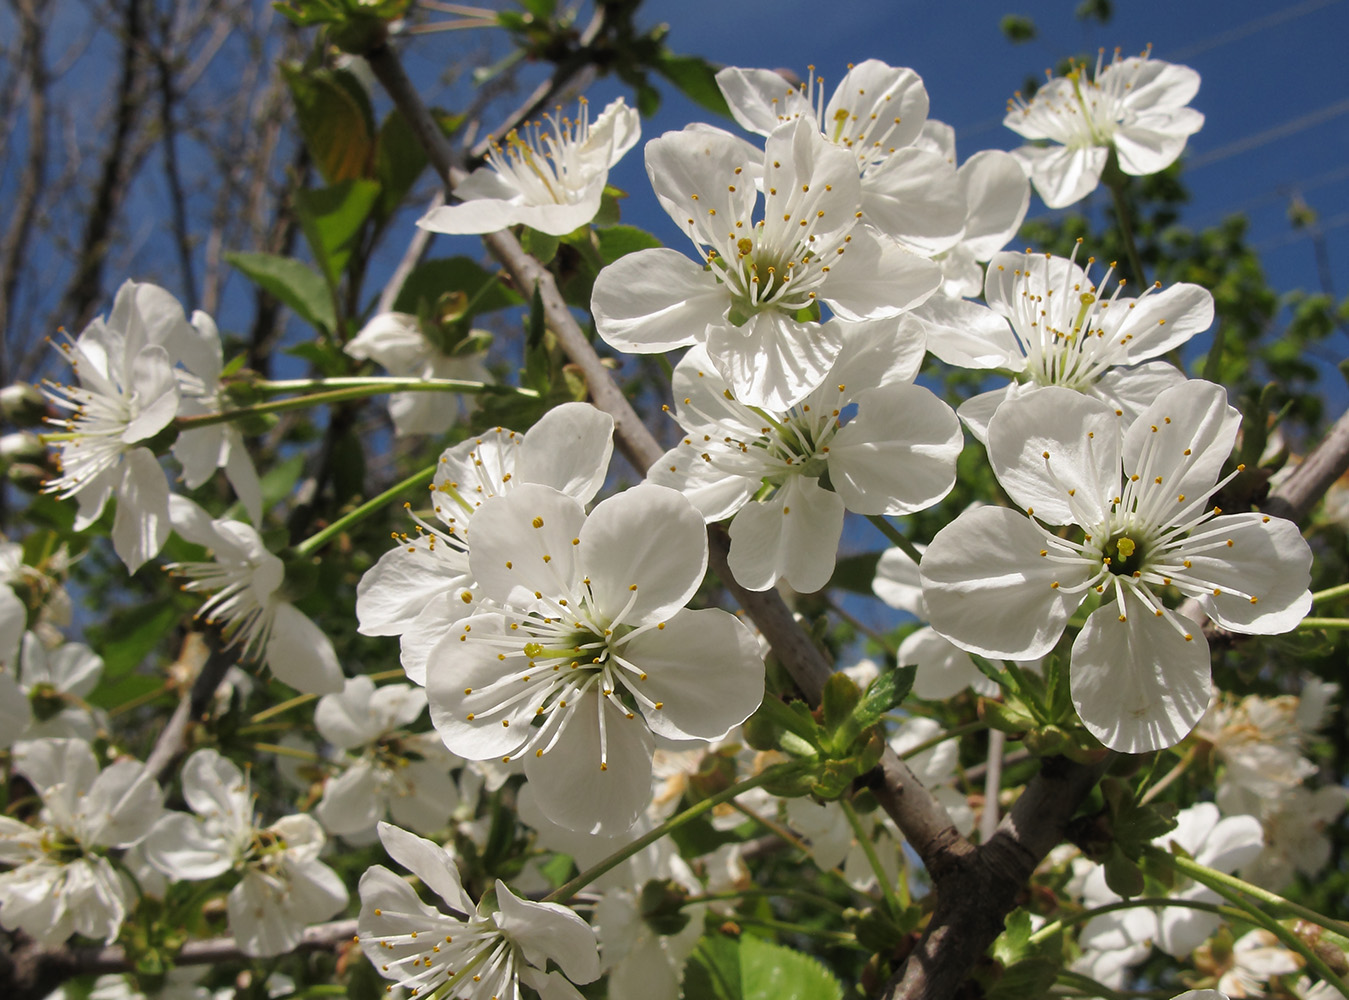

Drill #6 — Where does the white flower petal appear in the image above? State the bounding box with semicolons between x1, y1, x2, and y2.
579;485;707;625
828;382;962;515
620;608;763;741
524;691;653;835
727;478;845;593
921;506;1089;659
1071;596;1211;753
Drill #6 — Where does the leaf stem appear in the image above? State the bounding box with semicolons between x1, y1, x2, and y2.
175;378;537;431
1298;617;1349;630
1103;171;1147;288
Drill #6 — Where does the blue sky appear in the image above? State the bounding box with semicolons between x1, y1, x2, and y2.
583;0;1349;307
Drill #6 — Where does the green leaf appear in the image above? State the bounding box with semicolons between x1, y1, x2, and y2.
999;14;1037;42
225;251;336;334
519;226;560;264
259;453;307;508
282;64;375;185
986;958;1059;1000
740;935;844;1000
850;665;916;733
595;224;664;265
84;601;179;707
392;257;522;317
684;935;742;1000
655;52;732;119
373;109;429;222
821;672;861;740
992;908;1034;967
296;180;382;288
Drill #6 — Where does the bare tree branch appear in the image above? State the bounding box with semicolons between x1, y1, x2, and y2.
59;0;151;332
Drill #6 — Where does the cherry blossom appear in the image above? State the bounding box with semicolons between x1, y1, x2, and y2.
592;117;941;410
358;821;600;1000
715;60;967;255
921;381;1312;752
143;748;348;958
955;242;1214;442
425;483;764;834
166;497;343;694
419;97;639;236
648;321;960;592
355;402;614;683
0;738;163;945
1005;47;1204;208
41;281;184;572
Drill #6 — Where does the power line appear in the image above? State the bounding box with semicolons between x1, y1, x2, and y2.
1168;0;1345;60
1256;211;1349;252
1188;97;1349;169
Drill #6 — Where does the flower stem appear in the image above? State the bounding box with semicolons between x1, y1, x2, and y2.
1027;896;1238;945
1055;968;1172;999
1298;617;1349;630
1149;849;1349;995
866;515;924;566
729;800;815;856
544;761;809;903
253;742;322;762
249;668;406;722
895;721;987;761
293;463;437;558
1311;581;1349;605
1138;744;1196;805
839;796;903;912
1151;850;1349;938
732;914;865;949
175;378;538;431
1103;170;1147;288
683;887;849;914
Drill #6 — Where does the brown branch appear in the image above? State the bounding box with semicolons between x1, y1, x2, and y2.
1263;405;1349;525
151;4;198;311
0;0;49;388
59;0;150;332
1;920;360;1000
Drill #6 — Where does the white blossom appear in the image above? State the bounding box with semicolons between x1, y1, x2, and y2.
419;97;639;237
343;312;491;437
425;483;764;834
592;117;940;410
313;676;459;839
921;381;1312;752
355;402;614;683
42;281;184;572
143;748;348;957
358;822;600;1000
1005;47;1204;209
166;496;343;694
0;738;163;945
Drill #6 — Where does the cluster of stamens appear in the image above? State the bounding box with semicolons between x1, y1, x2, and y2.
1030;418;1257;640
483;98;594;206
1006;45;1155;145
456;566;667;771
1000;239;1165;391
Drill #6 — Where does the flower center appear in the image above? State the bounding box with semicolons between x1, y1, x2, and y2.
1103;532;1145;577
